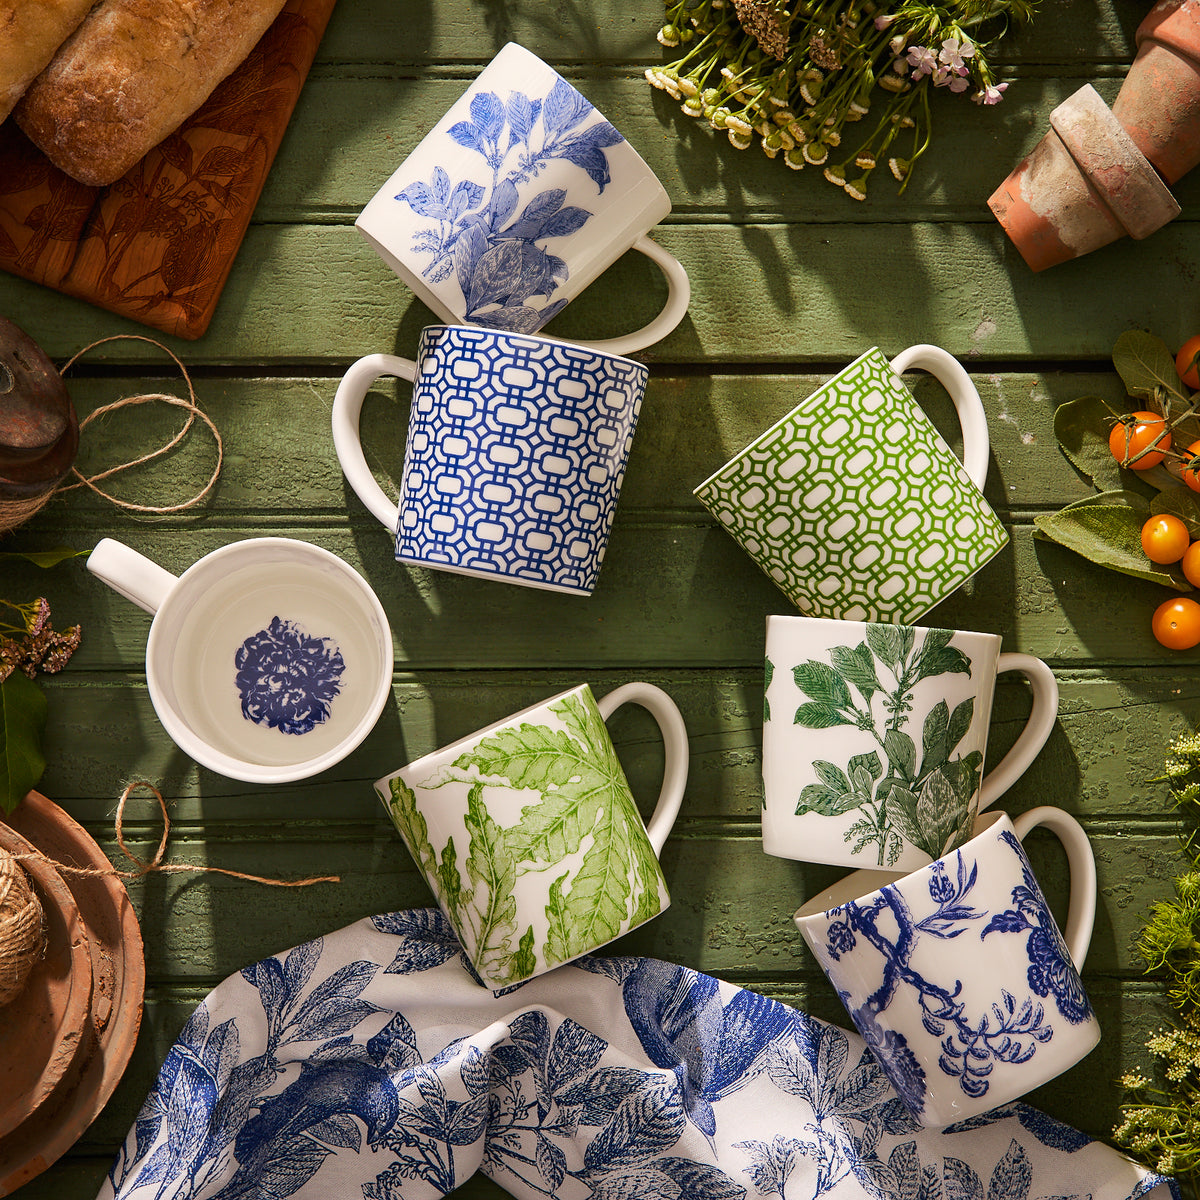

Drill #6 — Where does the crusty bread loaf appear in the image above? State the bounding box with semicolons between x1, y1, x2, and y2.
0;0;97;125
14;0;288;187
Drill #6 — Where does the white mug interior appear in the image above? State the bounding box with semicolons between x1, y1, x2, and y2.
137;540;393;783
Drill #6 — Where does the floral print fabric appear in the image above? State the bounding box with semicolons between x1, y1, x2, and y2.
97;908;1177;1200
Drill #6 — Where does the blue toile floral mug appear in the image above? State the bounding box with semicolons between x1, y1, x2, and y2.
356;42;689;357
87;537;394;783
794;807;1100;1130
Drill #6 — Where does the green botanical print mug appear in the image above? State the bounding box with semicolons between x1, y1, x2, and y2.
375;682;689;988
693;345;1008;623
763;616;1059;873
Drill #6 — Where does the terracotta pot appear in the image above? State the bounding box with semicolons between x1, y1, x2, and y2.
989;84;1180;272
1112;0;1200;185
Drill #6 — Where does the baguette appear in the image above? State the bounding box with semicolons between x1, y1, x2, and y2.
14;0;288;187
0;0;97;125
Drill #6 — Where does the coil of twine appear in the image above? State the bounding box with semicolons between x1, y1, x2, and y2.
0;334;223;535
0;845;45;1008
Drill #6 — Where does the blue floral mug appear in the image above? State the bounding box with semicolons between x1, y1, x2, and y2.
87;537;394;783
332;325;647;596
794;806;1100;1129
356;42;689;357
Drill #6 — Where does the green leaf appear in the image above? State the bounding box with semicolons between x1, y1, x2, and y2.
883;728;917;780
829;643;880;701
1113;330;1190;406
1053;396;1130;491
793;702;854;729
915;767;971;860
883;784;922;848
813;760;851;793
848;750;883;792
792;660;852;709
512;924;537;980
914;645;972;681
865;624;904;668
763;657;773;723
0;672;47;814
1033;490;1191;590
920;700;950;777
796;782;862;817
0;546;86;568
1151;486;1200;539
947;698;975;756
463;784;519;980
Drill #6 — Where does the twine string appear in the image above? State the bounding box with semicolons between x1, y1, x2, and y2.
10;781;341;887
0;848;44;1007
0;334;223;533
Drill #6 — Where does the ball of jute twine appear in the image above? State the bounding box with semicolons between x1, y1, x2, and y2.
0;846;45;1008
0;334;223;535
8;782;341;890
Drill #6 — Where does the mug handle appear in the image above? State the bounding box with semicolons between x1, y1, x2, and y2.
569;234;691;358
331;353;417;533
596;681;689;856
888;344;990;492
87;537;179;615
1011;805;1096;969
977;653;1059;811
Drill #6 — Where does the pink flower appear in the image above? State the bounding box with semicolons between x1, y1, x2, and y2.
973;81;1009;105
938;36;975;71
906;44;937;78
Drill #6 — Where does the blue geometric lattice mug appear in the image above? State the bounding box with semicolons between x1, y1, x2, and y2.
332;325;647;595
693;345;1009;624
794;806;1100;1130
356;42;690;357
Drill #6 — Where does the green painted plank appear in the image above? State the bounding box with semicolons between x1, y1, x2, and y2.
7;519;1200;668
30;671;1200;824
263;73;1200;223
26;369;1118;523
310;0;1147;65
3;220;1199;366
38;826;1169;980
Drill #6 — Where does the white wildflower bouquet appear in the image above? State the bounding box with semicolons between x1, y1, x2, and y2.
646;0;1038;198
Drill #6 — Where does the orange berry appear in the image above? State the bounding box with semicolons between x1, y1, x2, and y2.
1153;597;1200;650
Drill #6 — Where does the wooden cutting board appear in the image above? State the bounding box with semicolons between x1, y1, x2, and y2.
0;0;337;340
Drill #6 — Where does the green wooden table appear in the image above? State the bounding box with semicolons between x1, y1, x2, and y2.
3;2;1196;1194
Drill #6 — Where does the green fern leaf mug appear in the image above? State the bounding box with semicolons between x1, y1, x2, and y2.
374;681;688;987
693;345;1008;624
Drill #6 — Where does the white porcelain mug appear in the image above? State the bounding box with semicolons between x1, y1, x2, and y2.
763;616;1059;872
795;807;1100;1130
375;681;688;988
87;537;393;783
356;42;690;356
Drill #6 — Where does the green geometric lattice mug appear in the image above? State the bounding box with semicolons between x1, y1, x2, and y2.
375;682;689;988
693;345;1009;623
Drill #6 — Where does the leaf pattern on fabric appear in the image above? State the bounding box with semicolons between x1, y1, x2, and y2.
100;911;1172;1200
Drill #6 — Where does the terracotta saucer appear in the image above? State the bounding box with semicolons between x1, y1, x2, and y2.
0;822;92;1140
0;792;145;1196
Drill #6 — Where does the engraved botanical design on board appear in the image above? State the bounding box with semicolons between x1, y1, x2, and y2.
395;77;624;334
384;691;666;985
791;624;982;866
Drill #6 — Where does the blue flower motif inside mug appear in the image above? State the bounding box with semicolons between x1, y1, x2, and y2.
356;43;690;358
234;616;346;736
794;807;1100;1129
333;326;648;596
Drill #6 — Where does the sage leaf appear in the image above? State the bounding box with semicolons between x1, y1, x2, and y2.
1113;330;1190;406
0;671;47;814
1151;486;1200;539
1054;396;1140;492
1033;491;1191;590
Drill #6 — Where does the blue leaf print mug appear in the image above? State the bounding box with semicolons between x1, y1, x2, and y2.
356;42;690;356
332;324;647;595
794;806;1100;1130
86;537;394;783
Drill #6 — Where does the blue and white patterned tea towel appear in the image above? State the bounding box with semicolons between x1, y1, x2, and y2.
98;909;1178;1200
